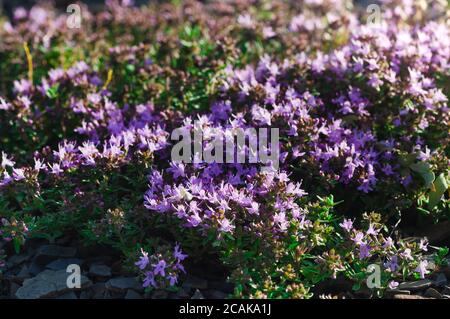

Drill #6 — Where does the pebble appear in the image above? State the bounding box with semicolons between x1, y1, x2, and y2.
15;269;91;299
34;245;77;266
6;253;32;268
424;288;442;299
442;285;450;295
89;264;112;278
393;294;431;300
46;258;83;271
151;290;168;299
56;291;78;299
433;273;447;287
191;289;204;299
125;290;142;299
208;290;228;299
385;289;411;297
105;277;141;292
398;279;433;291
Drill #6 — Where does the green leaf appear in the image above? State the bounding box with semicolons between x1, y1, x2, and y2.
46;84;59;99
13;238;22;254
428;173;449;209
410;162;435;188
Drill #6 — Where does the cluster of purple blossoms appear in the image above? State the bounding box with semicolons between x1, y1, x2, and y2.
135;244;187;289
339;214;432;288
219;17;449;193
0;0;447;297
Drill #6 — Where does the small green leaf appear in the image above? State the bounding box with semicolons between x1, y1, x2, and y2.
410;162;435;188
428;173;448;209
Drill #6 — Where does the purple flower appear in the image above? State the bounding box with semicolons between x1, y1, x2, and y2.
143;271;156;288
419;239;428;252
385;256;399;272
153;260;166;277
339;218;353;232
173;244;188;262
400;248;413;261
219;218;235;233
135;249;149;270
388;281;399;290
366;224;379;236
359;244;371;259
415;260;429;279
382;237;394;249
352;232;365;246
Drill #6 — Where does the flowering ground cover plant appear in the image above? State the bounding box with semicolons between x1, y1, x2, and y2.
0;0;449;299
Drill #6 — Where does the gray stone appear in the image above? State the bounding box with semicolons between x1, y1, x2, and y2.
91;283;108;299
393;294;431;299
443;285;450;295
15;265;31;281
125;290;142;299
105;277;141;292
191;289;204;299
209;290;228;299
56;291;78;299
176;288;191;299
182;276;208;290
89;264;112;278
433;273;447;287
6;253;32;268
28;262;44;276
398;279;433;291
15;269;92;299
9;282;20;298
79;290;92;299
34;245;77;266
46;258;83;271
424;288;442;299
385;289;411;297
151;290;168;299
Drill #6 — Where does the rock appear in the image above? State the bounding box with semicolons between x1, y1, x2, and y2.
385;289;411;297
424;288;442;299
56;291;78;299
6;252;32;268
28;262;45;276
182;276;208;291
105;277;141;292
191;289;204;299
15;265;31;282
151;290;168;299
176;288;191;299
79;290;92;299
443;286;450;295
90;283;108;299
393;294;431;299
34;245;77;266
46;258;83;271
433;273;447;287
398;279;433;291
15;269;92;299
9;282;20;298
125;290;142;299
89;264;112;278
208;290;228;299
